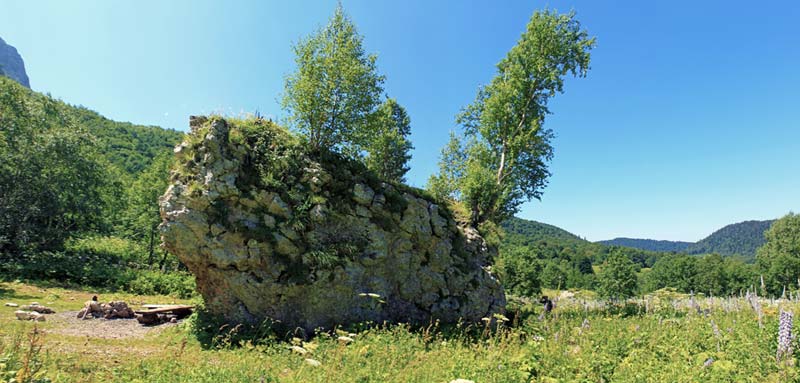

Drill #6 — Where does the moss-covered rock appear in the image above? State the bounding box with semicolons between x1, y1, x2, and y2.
160;116;505;331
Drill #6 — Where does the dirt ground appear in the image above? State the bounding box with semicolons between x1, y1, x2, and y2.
47;311;180;339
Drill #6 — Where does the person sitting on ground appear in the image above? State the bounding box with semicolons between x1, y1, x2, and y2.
79;295;100;319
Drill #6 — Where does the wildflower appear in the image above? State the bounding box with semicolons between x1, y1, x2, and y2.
777;310;793;361
710;320;720;338
290;345;308;355
304;358;321;367
581;318;590;329
493;313;510;322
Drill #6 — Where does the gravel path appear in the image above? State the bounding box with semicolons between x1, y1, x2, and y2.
47;311;180;339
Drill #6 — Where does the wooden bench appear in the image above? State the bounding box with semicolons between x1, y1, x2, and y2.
135;305;193;325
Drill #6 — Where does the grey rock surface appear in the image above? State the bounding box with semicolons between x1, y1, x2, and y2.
160;116;505;331
0;37;30;88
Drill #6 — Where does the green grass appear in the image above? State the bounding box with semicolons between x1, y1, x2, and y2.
1;282;798;382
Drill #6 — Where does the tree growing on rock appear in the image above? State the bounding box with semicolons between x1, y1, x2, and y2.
282;4;385;156
364;98;413;183
428;10;595;226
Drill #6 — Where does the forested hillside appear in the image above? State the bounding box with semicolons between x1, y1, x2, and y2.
69;106;183;174
598;238;691;252
686;220;774;257
0;76;192;296
598;220;774;258
497;216;664;295
501;216;585;245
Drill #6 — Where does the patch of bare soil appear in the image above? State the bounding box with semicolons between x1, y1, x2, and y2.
48;311;180;339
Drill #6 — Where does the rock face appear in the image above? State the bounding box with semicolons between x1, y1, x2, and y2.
0;37;30;88
160;116;505;331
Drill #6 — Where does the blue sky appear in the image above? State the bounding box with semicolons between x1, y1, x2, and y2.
2;0;798;241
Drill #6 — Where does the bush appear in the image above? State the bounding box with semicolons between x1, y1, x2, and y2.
0;235;196;298
126;270;196;299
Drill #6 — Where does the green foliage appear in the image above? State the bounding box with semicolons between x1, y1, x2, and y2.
0;77;109;253
498;217;666;295
757;213;800;295
495;245;543;296
0;327;50;383
282;4;385;154
642;253;756;296
597;251;638;300
67;106;183;175
502;216;584;244
363;98;413;182
117;153;176;266
433;10;594;226
599;237;692;253
687;220;774;258
427;131;467;202
126;270;196;299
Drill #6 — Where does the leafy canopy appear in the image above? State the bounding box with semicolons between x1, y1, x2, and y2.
0;77;109;252
597;251;638;300
756;213;800;295
364;98;413;183
282;4;385;155
429;10;594;225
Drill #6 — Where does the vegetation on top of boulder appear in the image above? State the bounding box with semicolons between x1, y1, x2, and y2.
282;4;413;185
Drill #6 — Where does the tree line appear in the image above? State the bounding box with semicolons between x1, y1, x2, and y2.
497;213;800;300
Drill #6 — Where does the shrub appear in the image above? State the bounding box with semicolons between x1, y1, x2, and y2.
126;270;196;299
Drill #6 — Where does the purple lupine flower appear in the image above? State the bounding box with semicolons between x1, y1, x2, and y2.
777;310;793;361
710;320;720;338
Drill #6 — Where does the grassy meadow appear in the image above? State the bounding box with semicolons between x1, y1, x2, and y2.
1;282;797;383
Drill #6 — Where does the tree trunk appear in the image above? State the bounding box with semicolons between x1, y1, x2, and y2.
496;142;507;185
159;250;169;272
147;226;155;267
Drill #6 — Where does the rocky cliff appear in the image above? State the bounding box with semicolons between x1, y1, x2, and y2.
160;116;505;331
0;37;30;88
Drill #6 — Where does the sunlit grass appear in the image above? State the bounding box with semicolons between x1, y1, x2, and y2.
1;282;798;382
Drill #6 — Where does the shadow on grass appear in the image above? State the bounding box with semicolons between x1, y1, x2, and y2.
0;283;40;302
187;305;535;351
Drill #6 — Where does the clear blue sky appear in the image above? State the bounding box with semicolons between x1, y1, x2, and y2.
2;0;798;241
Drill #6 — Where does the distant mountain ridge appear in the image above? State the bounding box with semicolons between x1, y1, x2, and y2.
598;238;692;253
599;219;775;258
0;37;30;88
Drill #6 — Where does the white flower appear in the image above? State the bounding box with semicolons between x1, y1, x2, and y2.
290;345;308;355
304;358;321;367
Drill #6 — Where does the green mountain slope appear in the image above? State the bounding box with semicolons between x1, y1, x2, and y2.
0;77;183;176
69;107;183;174
501;216;586;246
686;220;774;257
597;220;775;258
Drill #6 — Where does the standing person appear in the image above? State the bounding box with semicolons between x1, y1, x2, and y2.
539;296;554;319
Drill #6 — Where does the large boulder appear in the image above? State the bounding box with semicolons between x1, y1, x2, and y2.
160;116;505;331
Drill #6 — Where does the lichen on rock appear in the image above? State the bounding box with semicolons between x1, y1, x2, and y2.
160;116;505;331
